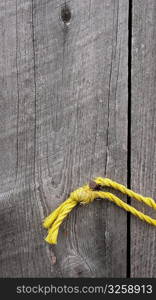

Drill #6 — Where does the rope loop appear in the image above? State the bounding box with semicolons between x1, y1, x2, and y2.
43;177;156;244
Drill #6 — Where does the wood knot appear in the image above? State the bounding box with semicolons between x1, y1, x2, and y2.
89;180;100;190
61;5;71;25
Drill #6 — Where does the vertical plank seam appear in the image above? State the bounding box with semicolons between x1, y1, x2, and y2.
31;0;37;181
105;1;118;176
15;0;20;183
127;0;133;278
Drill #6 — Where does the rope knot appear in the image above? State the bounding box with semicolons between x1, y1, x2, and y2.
70;186;95;204
43;177;156;244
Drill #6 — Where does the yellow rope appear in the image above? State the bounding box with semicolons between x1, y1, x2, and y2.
43;177;156;244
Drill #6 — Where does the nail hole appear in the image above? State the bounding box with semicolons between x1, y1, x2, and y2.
61;5;71;25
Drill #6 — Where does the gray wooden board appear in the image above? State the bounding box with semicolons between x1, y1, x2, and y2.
0;0;128;277
131;0;156;277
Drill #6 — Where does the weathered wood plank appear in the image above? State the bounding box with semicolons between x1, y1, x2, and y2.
0;0;128;277
34;0;128;277
131;0;156;277
0;0;54;277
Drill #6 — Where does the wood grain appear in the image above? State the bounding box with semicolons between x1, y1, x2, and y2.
34;0;128;277
0;0;128;277
0;0;55;277
131;0;156;277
